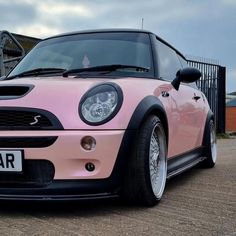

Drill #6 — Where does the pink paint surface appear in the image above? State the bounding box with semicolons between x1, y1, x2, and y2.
0;130;124;179
0;76;209;179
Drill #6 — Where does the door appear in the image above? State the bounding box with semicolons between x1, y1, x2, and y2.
154;37;204;158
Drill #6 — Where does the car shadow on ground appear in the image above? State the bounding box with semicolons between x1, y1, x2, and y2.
0;165;204;217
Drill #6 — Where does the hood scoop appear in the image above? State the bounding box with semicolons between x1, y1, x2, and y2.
0;85;33;99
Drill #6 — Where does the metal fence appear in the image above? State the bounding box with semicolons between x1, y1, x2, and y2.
187;59;226;133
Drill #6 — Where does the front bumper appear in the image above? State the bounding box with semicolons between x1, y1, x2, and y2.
0;180;119;200
0;130;125;179
0;129;133;199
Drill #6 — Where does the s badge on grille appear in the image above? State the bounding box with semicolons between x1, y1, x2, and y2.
30;115;41;125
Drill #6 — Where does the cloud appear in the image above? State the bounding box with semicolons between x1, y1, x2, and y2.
38;2;93;18
2;0;205;38
221;0;236;6
16;24;60;38
0;0;235;92
0;0;37;31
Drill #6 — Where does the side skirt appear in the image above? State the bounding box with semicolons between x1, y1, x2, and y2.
167;147;206;179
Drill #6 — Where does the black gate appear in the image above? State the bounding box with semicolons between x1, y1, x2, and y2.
187;59;226;133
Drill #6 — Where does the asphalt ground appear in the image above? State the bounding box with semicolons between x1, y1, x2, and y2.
0;138;235;236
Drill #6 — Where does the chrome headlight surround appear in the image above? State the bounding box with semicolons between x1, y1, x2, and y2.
79;83;123;125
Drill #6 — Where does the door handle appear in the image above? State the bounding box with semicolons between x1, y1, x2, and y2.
193;94;201;101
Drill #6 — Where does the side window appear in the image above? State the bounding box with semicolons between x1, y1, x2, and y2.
177;55;198;89
155;38;182;81
177;55;188;68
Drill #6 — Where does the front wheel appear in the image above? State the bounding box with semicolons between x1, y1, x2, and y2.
122;115;167;206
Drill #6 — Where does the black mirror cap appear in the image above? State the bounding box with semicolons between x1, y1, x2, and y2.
171;67;201;91
178;67;202;83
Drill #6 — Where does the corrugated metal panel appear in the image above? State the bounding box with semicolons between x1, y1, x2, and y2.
0;31;41;76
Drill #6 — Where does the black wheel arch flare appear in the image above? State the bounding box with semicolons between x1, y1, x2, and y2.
105;96;169;191
126;95;169;146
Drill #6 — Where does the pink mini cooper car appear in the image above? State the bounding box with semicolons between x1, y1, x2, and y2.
0;29;217;206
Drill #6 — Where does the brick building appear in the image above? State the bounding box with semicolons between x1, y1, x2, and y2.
226;97;236;132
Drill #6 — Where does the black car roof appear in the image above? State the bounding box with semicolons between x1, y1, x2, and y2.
44;28;186;60
45;28;153;39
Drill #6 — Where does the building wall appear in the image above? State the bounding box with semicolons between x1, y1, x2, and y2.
226;107;236;132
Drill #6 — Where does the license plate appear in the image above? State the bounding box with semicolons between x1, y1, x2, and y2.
0;150;23;172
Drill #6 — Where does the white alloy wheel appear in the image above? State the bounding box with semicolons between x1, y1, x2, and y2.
149;124;167;199
210;122;217;163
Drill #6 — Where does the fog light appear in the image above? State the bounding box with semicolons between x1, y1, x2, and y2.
85;162;95;172
81;136;96;151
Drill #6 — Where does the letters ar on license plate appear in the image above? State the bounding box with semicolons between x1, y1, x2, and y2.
0;150;23;172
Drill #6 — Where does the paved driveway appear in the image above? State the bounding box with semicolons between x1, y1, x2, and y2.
0;139;235;236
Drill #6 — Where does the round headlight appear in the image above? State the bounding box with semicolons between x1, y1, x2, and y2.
79;83;123;125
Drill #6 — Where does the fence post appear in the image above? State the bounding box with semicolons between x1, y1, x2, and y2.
0;31;5;76
217;66;226;133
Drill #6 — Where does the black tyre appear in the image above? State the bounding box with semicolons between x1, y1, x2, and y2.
122;115;167;206
202;119;217;168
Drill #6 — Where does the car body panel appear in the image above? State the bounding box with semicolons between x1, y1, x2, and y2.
0;76;208;159
157;83;207;157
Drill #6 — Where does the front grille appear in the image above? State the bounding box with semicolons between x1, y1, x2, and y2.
0;107;63;130
0;110;52;127
0;136;57;148
0;160;55;187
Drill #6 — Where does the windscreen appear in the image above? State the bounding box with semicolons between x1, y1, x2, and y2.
8;32;153;78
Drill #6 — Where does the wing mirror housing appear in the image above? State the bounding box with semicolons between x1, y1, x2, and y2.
171;67;202;91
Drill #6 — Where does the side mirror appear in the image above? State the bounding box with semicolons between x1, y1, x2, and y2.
171;67;201;91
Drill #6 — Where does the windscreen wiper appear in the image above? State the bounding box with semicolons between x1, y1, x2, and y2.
6;68;66;80
62;64;149;77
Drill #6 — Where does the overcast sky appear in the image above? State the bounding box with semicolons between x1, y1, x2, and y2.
1;0;235;93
